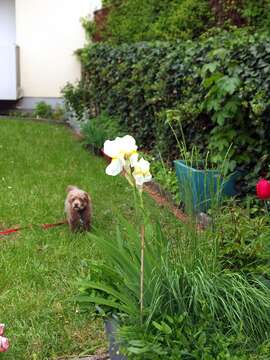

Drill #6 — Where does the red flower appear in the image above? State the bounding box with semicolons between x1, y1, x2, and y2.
256;178;270;200
0;336;9;352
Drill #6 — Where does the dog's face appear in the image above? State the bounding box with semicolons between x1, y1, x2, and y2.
67;189;89;212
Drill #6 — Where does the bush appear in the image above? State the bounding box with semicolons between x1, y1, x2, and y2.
61;81;91;121
34;101;53;119
66;30;270;198
81;113;124;151
52;105;65;121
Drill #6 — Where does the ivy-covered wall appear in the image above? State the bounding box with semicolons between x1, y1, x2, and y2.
86;0;270;44
102;0;212;44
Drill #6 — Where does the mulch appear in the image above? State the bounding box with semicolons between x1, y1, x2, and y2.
144;181;188;223
57;355;109;360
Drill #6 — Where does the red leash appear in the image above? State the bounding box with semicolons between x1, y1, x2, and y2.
0;221;67;237
0;228;20;236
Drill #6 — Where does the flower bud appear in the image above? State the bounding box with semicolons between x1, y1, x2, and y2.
256;179;270;200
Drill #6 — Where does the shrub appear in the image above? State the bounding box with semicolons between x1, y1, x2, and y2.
81;113;124;151
66;30;270;198
52;105;65;121
34;101;53;119
61;81;91;121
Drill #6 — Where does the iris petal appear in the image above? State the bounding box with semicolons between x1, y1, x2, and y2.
120;135;137;153
130;152;139;167
144;173;152;182
138;158;150;171
105;159;123;176
133;174;144;186
103;139;121;158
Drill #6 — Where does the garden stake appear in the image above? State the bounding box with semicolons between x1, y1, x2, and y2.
140;223;145;324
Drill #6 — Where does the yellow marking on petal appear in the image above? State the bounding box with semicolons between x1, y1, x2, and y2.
126;150;137;157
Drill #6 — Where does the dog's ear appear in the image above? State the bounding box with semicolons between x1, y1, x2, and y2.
66;185;77;193
83;192;90;202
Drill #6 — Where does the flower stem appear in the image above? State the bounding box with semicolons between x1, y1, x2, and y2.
140;223;145;324
264;200;270;216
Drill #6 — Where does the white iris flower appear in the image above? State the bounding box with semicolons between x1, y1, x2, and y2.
132;158;152;187
104;135;152;191
103;135;138;176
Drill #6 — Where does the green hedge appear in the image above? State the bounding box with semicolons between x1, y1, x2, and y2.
63;30;270;195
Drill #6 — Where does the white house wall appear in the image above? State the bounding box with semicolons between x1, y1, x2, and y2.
15;0;101;101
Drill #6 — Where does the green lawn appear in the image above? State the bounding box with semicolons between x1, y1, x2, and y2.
0;119;179;360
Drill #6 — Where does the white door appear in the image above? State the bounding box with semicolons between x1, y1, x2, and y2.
0;0;21;100
0;0;16;45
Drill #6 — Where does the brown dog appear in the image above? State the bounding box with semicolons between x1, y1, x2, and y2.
65;186;91;232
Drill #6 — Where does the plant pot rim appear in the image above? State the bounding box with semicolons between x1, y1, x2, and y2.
174;160;242;179
174;159;221;174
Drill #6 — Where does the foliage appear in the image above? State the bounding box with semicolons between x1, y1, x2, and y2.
119;316;256;359
78;214;270;357
81;16;97;41
241;0;270;30
144;153;180;204
8;110;31;118
91;1;270;44
33;101;53;119
52;104;65;121
214;205;270;278
149;0;212;41
66;30;270;198
61;81;90;121
102;0;120;6
81;113;124;151
102;0;212;44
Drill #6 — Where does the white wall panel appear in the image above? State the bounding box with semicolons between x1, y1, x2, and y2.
0;0;16;45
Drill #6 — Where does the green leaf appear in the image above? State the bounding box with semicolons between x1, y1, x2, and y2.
79;281;137;312
202;62;219;76
77;295;132;313
218;76;241;95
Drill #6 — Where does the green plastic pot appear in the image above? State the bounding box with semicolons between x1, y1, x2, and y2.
174;160;240;213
